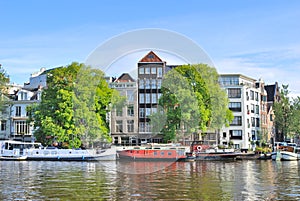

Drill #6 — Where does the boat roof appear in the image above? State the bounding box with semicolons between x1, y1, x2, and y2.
0;140;41;145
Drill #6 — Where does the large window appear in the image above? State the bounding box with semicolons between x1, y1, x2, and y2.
145;67;150;74
127;120;134;132
152;94;157;104
151;79;156;89
255;105;259;114
230;130;242;136
157;67;163;77
127;105;134;116
151;67;156;74
116;120;123;133
230;116;242;126
250;90;254;100
228;88;241;98
139;80;144;89
256;118;260;127
139;67;144;74
139;122;145;132
139;94;145;103
14;120;30;135
139;108;145;118
15;106;21;117
116;108;123;116
146;108;151;117
145;94;151;103
229;102;241;112
127;90;135;102
1;120;6;131
145;79;150;89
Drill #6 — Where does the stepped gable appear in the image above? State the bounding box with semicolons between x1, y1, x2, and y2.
115;73;135;82
139;51;163;63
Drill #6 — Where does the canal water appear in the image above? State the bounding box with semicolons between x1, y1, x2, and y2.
0;160;299;201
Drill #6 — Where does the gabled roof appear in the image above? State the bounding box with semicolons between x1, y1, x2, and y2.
139;51;163;63
115;73;135;83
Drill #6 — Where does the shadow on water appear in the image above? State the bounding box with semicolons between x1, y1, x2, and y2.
0;160;300;200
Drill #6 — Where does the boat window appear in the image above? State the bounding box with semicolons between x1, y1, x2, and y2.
161;152;164;155
44;151;49;155
154;152;157;155
168;152;172;155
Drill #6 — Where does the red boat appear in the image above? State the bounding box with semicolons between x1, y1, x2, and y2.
117;144;189;161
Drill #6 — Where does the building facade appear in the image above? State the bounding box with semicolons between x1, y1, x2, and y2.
219;74;262;150
109;73;139;145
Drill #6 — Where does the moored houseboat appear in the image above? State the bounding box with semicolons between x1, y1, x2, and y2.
117;143;189;161
189;143;238;161
0;140;116;161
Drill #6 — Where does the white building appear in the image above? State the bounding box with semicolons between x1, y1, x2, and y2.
219;74;261;151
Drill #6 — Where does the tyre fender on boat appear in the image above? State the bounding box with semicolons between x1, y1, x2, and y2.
197;146;202;151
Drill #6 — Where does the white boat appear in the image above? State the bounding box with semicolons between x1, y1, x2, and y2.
0;140;116;161
271;144;300;161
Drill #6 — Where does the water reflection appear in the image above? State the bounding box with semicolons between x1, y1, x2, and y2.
0;160;300;200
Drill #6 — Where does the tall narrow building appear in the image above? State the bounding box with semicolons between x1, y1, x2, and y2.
137;51;165;143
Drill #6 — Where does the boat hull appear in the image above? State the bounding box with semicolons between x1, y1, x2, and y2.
117;146;188;161
194;153;238;161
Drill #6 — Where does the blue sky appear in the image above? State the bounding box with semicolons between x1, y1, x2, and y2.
1;0;300;96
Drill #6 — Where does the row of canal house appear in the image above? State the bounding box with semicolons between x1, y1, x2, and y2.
0;51;280;151
0;68;47;142
109;51;280;151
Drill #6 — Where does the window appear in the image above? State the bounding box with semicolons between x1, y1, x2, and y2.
145;79;150;89
255;92;259;101
146;108;151;117
251;117;255;127
157;79;162;88
152;94;157;104
139;108;145;118
14;120;30;135
223;132;226;138
230;130;242;136
229;102;241;112
145;122;151;132
256;118;260;127
127;90;134;102
1;120;6;131
228;88;241;98
139;122;145;132
151;67;156;74
157;67;163;77
251;104;254;113
127;120;134;132
116;120;123;133
250;90;254;100
15;106;21;117
139;80;144;89
145;67;150;74
116;108;123;116
139;67;144;74
255;105;259;114
270;114;273;121
230;116;242;126
151;79;156;89
127;105;134;116
146;94;151;103
139;94;145;103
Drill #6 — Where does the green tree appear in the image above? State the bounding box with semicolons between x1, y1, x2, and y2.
290;96;300;137
273;85;292;142
29;62;122;148
0;64;10;112
151;64;232;142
